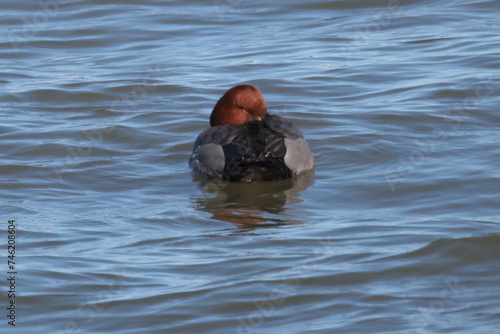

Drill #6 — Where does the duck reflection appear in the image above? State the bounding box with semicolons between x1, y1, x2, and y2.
190;171;314;228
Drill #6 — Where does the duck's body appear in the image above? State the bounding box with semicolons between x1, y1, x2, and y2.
189;85;314;182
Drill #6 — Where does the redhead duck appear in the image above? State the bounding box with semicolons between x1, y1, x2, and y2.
189;85;314;182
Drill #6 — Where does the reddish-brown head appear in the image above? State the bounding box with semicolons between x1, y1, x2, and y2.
210;85;268;126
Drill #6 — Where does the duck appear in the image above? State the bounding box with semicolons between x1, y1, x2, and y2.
189;85;314;182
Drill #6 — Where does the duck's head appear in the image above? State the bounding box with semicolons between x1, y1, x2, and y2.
210;85;268;126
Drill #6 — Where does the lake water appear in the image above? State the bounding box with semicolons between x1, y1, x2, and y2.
1;0;500;333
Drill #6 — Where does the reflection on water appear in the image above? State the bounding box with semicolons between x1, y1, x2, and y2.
190;171;314;227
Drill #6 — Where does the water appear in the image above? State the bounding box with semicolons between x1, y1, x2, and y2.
1;0;500;333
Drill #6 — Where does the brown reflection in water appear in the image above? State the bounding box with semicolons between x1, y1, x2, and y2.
190;171;314;228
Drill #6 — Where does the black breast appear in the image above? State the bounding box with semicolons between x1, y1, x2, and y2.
220;119;292;182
